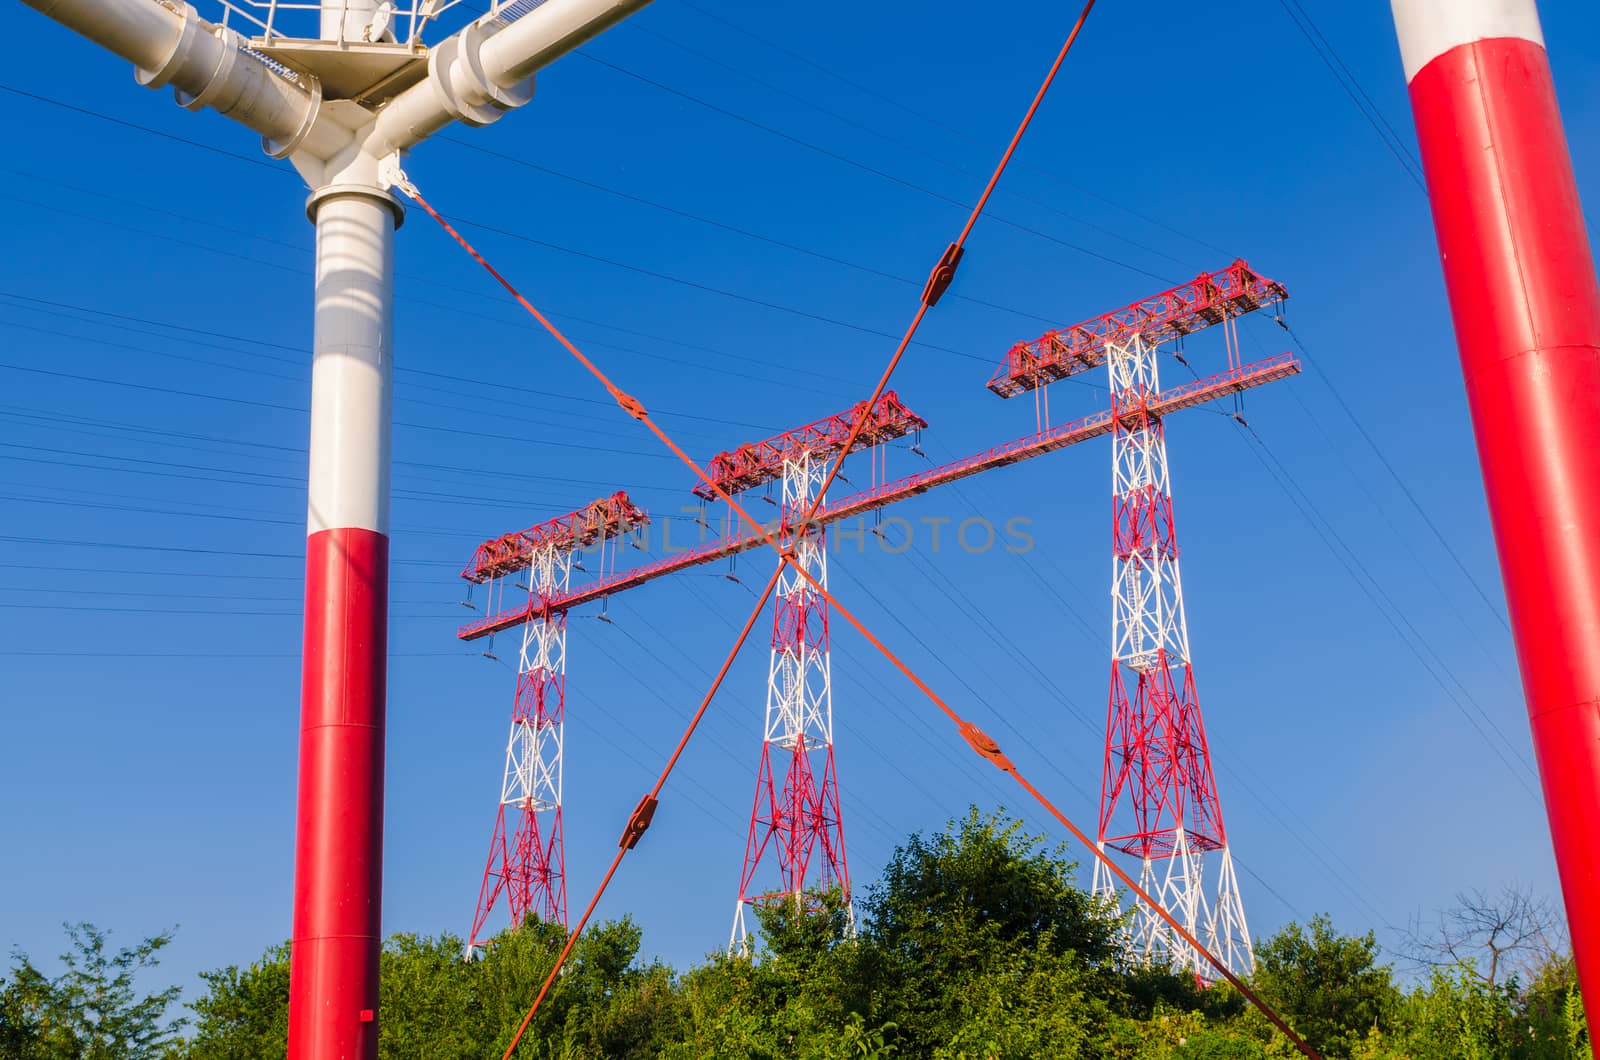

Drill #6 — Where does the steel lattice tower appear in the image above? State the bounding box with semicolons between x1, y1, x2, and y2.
1090;333;1252;978
731;450;851;951
469;543;571;951
984;261;1287;980
457;492;648;953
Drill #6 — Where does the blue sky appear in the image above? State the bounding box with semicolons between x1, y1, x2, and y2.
3;0;1598;1000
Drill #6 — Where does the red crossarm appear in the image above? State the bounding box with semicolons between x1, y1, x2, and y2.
988;260;1289;398
459;490;649;583
691;391;928;500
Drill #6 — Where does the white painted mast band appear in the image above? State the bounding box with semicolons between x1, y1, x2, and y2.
307;193;394;537
1391;0;1545;83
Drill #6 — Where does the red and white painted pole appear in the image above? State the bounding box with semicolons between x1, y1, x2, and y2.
288;185;398;1060
1392;0;1600;1027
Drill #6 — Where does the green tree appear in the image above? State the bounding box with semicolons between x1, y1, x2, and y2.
181;942;289;1059
0;968;46;1060
862;808;1119;1056
1250;915;1399;1058
6;923;184;1060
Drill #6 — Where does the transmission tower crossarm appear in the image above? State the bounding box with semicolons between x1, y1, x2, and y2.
988;260;1290;398
457;354;1299;641
691;391;927;500
461;491;649;583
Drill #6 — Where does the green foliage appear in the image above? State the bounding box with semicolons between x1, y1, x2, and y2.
7;813;1592;1060
3;924;184;1060
1251;914;1399;1056
182;942;289;1059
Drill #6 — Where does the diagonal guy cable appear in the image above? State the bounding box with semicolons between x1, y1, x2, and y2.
397;3;1309;1055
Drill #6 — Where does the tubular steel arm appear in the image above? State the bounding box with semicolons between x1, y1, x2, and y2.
459;354;1299;640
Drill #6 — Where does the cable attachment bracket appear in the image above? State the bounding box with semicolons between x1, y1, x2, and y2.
920;242;965;307
609;385;649;421
958;719;1014;772
619;793;659;850
378;153;418;199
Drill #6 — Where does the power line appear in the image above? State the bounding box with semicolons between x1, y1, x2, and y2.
673;0;1234;260
1277;321;1510;632
0;404;683;501
0;299;767;444
0;82;286;173
0;533;453;568
608;21;1194;273
1271;0;1426;192
440;134;1065;327
571;51;1177;286
1232;421;1538;795
682;560;1057;855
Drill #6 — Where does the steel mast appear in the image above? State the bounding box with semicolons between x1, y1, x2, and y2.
16;0;653;1054
1390;0;1600;1030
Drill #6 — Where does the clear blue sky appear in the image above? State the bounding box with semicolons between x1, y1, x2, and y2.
2;0;1597;999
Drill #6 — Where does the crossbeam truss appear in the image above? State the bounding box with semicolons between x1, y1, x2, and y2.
988;260;1288;398
462;491;648;583
731;451;851;951
458;356;1299;641
692;391;927;500
1089;335;1252;977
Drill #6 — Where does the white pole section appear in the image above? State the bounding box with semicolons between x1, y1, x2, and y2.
288;188;396;1060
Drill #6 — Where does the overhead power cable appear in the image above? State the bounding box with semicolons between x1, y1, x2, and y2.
673;0;1234;259
0;83;283;172
0;403;676;499
1229;421;1538;797
1270;0;1426;193
0;286;787;431
595;22;1194;274
680;573;1047;841
571;51;1177;286
439;134;1065;327
1276;322;1510;632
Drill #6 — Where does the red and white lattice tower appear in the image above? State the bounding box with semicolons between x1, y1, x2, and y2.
1090;331;1252;978
697;394;926;952
469;543;571;950
987;262;1290;981
731;449;850;951
460;492;648;954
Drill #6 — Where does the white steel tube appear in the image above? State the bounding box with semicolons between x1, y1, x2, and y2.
480;0;649;84
21;0;335;158
368;0;652;155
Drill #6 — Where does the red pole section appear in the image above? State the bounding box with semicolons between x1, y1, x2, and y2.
1393;0;1600;1028
288;189;398;1060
